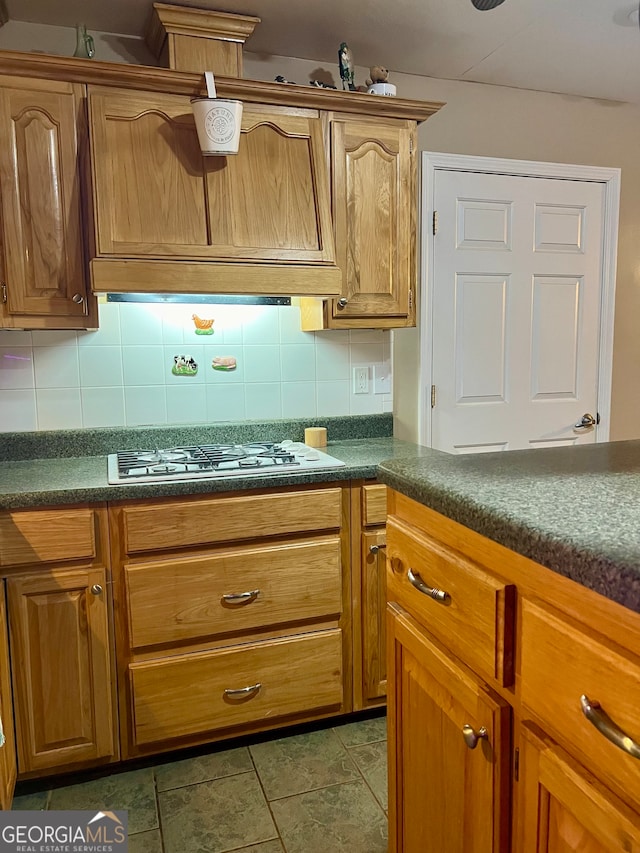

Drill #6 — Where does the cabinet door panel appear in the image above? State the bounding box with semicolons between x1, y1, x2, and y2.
205;105;335;263
7;568;115;772
89;88;208;255
361;530;387;702
388;603;510;853
0;586;16;809
518;723;640;852
331;119;414;323
0;77;91;321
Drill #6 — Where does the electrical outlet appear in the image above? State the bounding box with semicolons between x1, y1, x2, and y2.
353;366;370;394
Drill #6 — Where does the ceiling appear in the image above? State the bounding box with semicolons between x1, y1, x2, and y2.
6;0;640;105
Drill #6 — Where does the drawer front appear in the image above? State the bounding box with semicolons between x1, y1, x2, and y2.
362;484;387;527
130;629;343;745
126;537;342;648
386;517;515;686
0;508;97;567
521;598;640;810
122;488;343;554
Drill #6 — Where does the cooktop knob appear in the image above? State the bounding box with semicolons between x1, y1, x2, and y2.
305;450;320;461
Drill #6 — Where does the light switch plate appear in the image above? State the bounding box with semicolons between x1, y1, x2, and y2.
373;363;391;394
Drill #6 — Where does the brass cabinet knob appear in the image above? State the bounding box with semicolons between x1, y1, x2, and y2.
462;724;488;749
90;584;103;596
72;293;84;304
337;297;348;308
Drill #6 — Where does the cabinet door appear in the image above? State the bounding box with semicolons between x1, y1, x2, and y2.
0;76;96;328
387;603;510;853
89;90;335;266
361;529;387;704
7;568;116;773
0;586;16;809
329;118;416;327
517;723;640;852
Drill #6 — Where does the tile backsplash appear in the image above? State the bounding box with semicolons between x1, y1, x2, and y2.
0;302;393;432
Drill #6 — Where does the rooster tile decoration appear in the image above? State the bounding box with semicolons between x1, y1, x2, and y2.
192;314;214;335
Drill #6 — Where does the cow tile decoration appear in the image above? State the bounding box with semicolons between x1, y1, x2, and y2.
172;355;198;376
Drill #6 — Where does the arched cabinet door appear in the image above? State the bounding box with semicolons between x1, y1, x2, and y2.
0;76;97;329
329;117;416;328
89;89;336;266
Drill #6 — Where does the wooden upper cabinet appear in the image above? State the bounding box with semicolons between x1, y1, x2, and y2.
89;88;335;266
0;75;97;329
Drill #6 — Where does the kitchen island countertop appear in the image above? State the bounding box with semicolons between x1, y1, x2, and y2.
377;439;640;613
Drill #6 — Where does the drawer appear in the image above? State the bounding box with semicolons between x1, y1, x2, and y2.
122;488;343;554
386;517;515;686
362;484;387;527
130;629;343;745
125;537;342;648
0;508;97;567
521;598;640;810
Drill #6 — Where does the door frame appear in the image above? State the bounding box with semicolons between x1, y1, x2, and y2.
419;152;621;448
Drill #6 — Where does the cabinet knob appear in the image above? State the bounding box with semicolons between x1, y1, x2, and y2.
462;724;488;750
369;543;387;554
72;293;85;304
337;297;348;309
90;584;103;596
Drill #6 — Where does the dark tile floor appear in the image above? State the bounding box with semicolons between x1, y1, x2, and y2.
12;714;388;853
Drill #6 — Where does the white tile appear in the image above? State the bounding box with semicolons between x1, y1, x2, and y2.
349;343;385;366
280;344;316;382
0;389;37;431
316;380;350;416
243;345;281;382
119;303;163;345
213;305;247;344
124;386;167;426
78;346;124;388
33;345;80;388
206;384;246;422
166;384;207;424
77;302;121;346
315;338;350;381
349;329;387;344
241;306;280;344
203;346;243;383
382;400;394;413
244;382;282;420
30;330;78;347
314;329;350;343
81;387;126;428
350;392;383;415
281;382;317;418
279;305;314;344
0;347;34;390
122;346;166;386
36;388;82;429
0;329;32;347
163;345;205;384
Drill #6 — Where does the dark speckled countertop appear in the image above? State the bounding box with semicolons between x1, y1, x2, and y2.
378;440;640;614
0;413;429;509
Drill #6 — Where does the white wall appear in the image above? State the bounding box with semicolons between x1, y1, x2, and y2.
0;302;391;432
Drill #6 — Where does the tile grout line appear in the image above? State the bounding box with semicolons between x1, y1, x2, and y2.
345;739;388;815
246;745;287;853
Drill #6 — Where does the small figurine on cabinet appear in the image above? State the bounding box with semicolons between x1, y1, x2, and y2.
366;66;389;86
310;79;337;89
338;42;356;91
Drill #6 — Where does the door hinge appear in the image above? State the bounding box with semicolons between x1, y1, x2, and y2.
408;289;413;310
514;747;520;782
409;137;413;154
432;210;438;235
1;283;6;304
431;385;436;408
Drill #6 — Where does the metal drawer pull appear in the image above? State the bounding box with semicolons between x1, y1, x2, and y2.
462;724;488;750
222;590;260;605
224;683;262;699
369;543;387;554
407;569;450;603
580;694;640;759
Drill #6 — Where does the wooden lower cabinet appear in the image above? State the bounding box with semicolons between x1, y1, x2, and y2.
386;490;640;853
388;603;510;853
517;724;640;852
0;586;16;808
6;567;116;773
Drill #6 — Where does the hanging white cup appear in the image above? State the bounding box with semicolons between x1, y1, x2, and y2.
191;71;243;155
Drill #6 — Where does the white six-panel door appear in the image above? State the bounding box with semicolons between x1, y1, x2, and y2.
421;156;619;454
